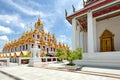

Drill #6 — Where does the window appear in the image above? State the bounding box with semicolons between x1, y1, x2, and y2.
37;35;39;39
38;45;40;48
51;48;52;51
54;48;55;52
32;44;34;48
33;35;34;38
43;46;45;50
26;44;28;50
20;46;21;50
23;45;25;50
52;40;54;43
47;48;49;53
44;37;46;41
15;47;16;51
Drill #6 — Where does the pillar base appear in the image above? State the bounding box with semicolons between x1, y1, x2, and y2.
28;58;41;67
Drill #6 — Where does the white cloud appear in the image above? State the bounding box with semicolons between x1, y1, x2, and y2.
57;35;71;44
20;23;25;28
54;0;83;15
0;14;26;28
0;35;9;42
0;35;9;52
0;25;13;34
4;0;52;17
57;34;72;49
64;20;71;30
0;14;18;23
57;35;67;43
0;49;2;52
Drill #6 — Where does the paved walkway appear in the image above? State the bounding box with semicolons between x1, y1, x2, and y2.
0;65;120;80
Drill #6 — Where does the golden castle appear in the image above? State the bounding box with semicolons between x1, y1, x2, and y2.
1;17;69;58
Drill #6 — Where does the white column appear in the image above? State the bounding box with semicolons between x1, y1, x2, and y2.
87;10;94;53
72;18;77;50
80;31;83;50
7;58;10;66
18;57;21;65
93;18;97;52
46;57;47;62
83;32;87;53
76;25;81;48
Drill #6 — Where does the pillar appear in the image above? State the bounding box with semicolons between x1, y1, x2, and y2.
83;32;87;53
72;18;77;50
80;31;83;50
87;10;94;53
18;57;21;65
7;58;10;66
76;25;80;48
93;18;97;52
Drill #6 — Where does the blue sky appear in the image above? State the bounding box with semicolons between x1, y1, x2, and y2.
0;0;83;51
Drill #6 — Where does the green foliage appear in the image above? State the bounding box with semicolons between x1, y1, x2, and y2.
22;54;30;58
56;47;82;64
66;47;82;61
56;48;66;60
76;47;82;59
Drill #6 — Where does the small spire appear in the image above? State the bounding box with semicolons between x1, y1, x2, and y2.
38;15;40;22
30;22;33;31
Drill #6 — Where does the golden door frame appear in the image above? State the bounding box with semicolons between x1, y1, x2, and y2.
99;29;115;52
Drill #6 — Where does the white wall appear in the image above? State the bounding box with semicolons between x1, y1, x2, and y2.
96;15;120;51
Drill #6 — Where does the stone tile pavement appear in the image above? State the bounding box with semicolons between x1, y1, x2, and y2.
0;65;120;80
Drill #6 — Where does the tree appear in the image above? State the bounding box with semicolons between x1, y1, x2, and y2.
56;48;66;61
76;47;82;60
56;47;82;64
66;47;82;65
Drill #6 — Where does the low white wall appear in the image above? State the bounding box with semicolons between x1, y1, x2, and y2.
73;52;120;68
83;52;120;60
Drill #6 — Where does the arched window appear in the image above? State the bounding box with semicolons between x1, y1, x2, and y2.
37;35;39;39
33;35;34;38
32;44;34;48
51;48;52;51
26;44;28;50
20;46;21;50
38;45;40;48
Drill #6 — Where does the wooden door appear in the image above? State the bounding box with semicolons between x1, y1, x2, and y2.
100;29;115;52
102;38;112;52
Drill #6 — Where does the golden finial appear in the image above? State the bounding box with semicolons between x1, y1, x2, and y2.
30;22;33;31
37;14;41;23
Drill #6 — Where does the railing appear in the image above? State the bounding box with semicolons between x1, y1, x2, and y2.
17;57;58;65
0;58;10;66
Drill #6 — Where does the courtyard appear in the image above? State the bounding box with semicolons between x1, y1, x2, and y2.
0;63;120;80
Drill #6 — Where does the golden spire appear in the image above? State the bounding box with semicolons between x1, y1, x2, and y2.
30;23;32;31
34;16;44;31
47;32;51;38
38;15;40;22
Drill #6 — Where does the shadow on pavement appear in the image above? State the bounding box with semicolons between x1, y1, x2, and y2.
0;70;23;80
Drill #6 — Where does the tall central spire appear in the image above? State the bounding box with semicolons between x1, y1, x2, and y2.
34;16;44;32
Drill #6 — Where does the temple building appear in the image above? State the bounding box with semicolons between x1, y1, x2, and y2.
66;0;120;68
0;17;69;60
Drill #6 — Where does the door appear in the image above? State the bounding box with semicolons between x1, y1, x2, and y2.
100;29;115;52
102;38;112;52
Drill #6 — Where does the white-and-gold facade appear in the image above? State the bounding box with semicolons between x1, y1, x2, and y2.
0;17;69;58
